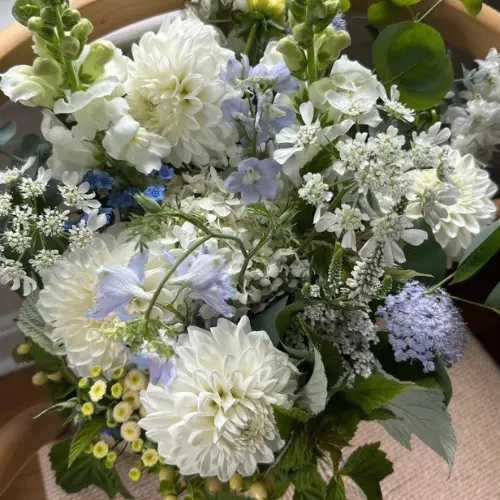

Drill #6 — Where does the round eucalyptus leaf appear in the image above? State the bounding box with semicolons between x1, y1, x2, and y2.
0;121;17;147
459;0;482;16
373;22;453;110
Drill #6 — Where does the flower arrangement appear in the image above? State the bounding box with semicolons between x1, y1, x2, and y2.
1;0;500;498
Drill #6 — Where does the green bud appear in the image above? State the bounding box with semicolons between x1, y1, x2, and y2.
61;8;81;29
61;35;80;60
316;27;350;65
40;6;57;26
292;23;313;49
44;0;67;6
276;38;307;74
286;0;306;22
12;0;40;26
367;0;395;24
71;19;94;45
79;41;116;84
28;17;57;42
137;193;162;214
33;57;63;85
308;0;327;24
313;0;341;33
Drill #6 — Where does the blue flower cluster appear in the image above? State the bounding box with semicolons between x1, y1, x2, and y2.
377;281;468;372
108;188;139;209
144;184;165;201
83;170;114;190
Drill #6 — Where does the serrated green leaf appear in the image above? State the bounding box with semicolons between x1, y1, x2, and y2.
50;438;132;498
30;342;63;373
297;347;328;415
326;475;347;500
273;406;311;441
344;374;412;414
434;355;452;406
280;430;314;471
453;220;500;283
373;22;453;110
0;121;16;146
294;465;327;499
69;417;106;467
382;387;456;468
17;293;61;355
485;281;500;308
459;0;482;15
341;443;393;500
251;296;289;346
362;407;398;421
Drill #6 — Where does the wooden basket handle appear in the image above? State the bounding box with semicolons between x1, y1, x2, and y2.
0;0;499;75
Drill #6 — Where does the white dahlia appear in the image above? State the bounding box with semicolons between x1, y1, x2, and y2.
139;316;298;481
36;232;181;376
406;153;497;258
125;15;236;167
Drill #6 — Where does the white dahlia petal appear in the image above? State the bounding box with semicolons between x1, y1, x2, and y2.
125;15;236;167
139;316;298;482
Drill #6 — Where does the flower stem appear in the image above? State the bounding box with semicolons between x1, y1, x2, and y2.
416;0;444;22
306;45;317;83
244;23;259;58
0;149;25;163
447;294;500;316
237;232;272;291
425;272;455;294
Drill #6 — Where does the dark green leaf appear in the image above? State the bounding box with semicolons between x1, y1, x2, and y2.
367;1;397;24
30;342;63;373
344;374;412;413
297;347;328;414
294;465;327;499
340;443;393;500
459;0;482;15
433;355;452;406
362;407;398;421
251;296;289;346
401;221;446;285
50;439;132;498
273;405;311;441
13;133;44;161
69;417;106;467
280;430;315;471
373;22;453;110
326;475;347;500
311;246;335;280
0;121;16;146
485;281;500;308
300;146;336;176
453;220;500;283
389;0;421;5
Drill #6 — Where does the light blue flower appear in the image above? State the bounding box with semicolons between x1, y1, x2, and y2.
377;281;468;372
144;184;165;201
225;157;280;204
132;353;176;387
159;164;174;181
257;90;296;137
332;12;347;31
83;170;114;190
249;61;300;94
220;56;250;85
87;250;150;321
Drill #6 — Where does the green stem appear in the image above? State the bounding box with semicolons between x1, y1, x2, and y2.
244;23;259;58
425;272;455;294
447;294;500;316
0;149;25;164
417;0;444;22
164;304;187;324
237;232;271;290
61;365;79;386
144;235;212;326
55;8;80;91
306;45;317;83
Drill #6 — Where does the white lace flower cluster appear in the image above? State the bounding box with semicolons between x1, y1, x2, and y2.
445;48;500;163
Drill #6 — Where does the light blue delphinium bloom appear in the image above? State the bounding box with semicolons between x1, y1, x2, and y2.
144;184;165;201
257;90;296;138
225;157;280;204
220;55;250;86
87;250;150;321
248;61;300;94
132;353;176;387
377;281;468;372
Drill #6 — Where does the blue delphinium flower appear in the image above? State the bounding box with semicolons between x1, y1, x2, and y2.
108;188;139;209
377;281;468;372
225;157;280;204
168;248;235;317
87;250;149;321
257;90;296;137
249;61;300;94
83;170;114;190
144;184;165;201
159;164;174;181
132;353;176;387
220;55;250;86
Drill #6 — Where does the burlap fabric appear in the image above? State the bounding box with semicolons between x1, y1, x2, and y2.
38;335;500;499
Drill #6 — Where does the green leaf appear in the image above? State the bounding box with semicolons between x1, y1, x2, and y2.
453;220;500;283
326;475;347;500
382;387;456;468
30;342;63;373
434;355;453;406
273;406;311;440
389;0;421;5
301;321;344;388
69;417;106;467
459;0;482;15
341;443;393;500
485;281;500;308
362;407;398;421
0;121;16;146
300;145;336;176
344;374;412;414
251;296;289;346
373;22;453;110
297;347;328;415
401;221;447;285
280;430;315;471
384;267;433;284
17;292;60;355
294;465;327;499
50;439;132;498
367;1;397;24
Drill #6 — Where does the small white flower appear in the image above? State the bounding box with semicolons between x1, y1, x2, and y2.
315;204;370;250
19;167;52;199
68;209;108;251
274;101;353;185
0;156;36;185
325;91;382;127
360;213;428;267
140;316;298;482
0;258;37;295
0;193;12;217
12;205;35;228
59;171;100;213
4;227;31;254
29;249;61;273
378;84;415;122
103;115;171;174
298;173;333;206
37;208;69;237
410;122;452;170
